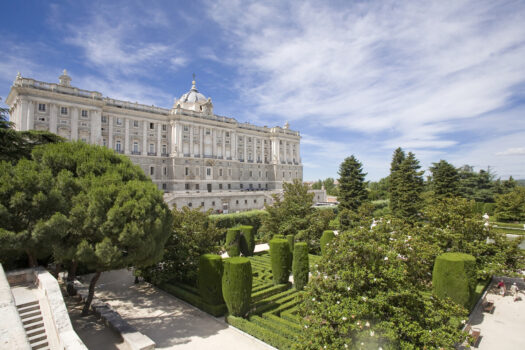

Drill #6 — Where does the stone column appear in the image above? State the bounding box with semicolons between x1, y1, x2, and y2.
27;101;34;131
19;99;28;131
49;103;58;134
212;128;217;157
231;131;236;159
222;130;226;159
200;126;204;157
157;123;162;157
261;138;264;162
91;110;102;145
108;116;114;149
177;123;183;156
189;125;194;156
170;121;176;155
143;120;148;155
243;135;247;161
125;119;130;154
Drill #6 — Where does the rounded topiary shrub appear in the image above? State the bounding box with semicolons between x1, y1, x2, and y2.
432;252;477;308
226;228;241;257
320;230;336;256
222;257;253;317
239;225;255;256
292;242;309;290
198;254;224;305
270;238;292;284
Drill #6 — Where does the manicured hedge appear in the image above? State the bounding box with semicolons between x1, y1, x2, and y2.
292;243;309;290
210;210;268;234
240;225;255;256
226;228;241;257
273;234;285;239
270;238;292;284
432;252;477;308
226;315;293;350
320;230;336;256
158;282;227;316
222;257;253;317
286;235;294;254
198;254;224;305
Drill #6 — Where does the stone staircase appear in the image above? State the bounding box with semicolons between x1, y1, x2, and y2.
16;299;49;350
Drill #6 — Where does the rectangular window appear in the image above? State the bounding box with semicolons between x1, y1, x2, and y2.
38;103;46;112
228;169;232;176
236;200;239;204
133;120;139;128
81;138;87;143
162;124;167;131
212;201;215;206
150;167;155;175
188;202;192;207
248;137;252;142
81;110;88;117
254;199;257;203
162;183;167;190
103;139;107;147
116;118;122;125
219;184;223;190
149;144;155;153
249;171;253;177
60;107;68;115
195;167;199;176
150;122;154;130
240;184;243;189
163;167;167;176
162;145;167;154
206;129;211;135
185;167;189;176
101;116;107;123
206;168;211;176
226;132;230;137
185;183;190;190
219;168;223;177
116;141;121;152
196;184;200;190
228;184;231;189
201;202;205;207
245;200;248;204
184;125;189;131
133;142;139;152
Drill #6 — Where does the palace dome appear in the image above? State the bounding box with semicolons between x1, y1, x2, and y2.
173;77;213;114
178;79;207;103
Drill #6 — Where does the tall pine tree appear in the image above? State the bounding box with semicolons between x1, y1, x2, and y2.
394;152;424;221
429;160;459;197
389;148;406;214
337;155;367;211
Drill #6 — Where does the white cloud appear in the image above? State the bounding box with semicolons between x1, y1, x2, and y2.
496;148;525;156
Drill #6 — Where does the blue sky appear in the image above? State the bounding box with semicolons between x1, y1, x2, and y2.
2;0;525;181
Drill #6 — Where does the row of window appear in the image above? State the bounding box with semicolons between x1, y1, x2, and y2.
186;198;265;208
109;140;168;155
38;103;89;117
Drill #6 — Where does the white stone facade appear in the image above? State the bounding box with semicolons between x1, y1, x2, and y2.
6;71;307;212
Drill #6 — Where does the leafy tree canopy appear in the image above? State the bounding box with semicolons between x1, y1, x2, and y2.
429;160;459;197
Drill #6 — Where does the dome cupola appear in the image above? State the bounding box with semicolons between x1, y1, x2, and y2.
173;74;213;114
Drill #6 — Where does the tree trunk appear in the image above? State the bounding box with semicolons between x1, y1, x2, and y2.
81;271;101;316
66;261;78;296
26;251;37;267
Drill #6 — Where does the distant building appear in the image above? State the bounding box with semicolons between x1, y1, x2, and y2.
6;71;324;211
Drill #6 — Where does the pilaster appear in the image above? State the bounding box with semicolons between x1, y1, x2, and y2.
142;121;148;155
108;116;114;149
26;100;34;131
157;123;162;157
91;110;101;145
50;104;58;135
189;125;194;156
125;119;130;154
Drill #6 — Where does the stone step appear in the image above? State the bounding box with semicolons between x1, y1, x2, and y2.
24;320;44;332
26;327;46;338
30;338;49;350
17;303;40;314
16;300;39;309
21;314;43;326
28;332;47;344
19;309;42;319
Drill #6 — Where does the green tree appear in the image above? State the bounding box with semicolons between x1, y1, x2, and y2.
457;165;497;203
297;225;468;349
4;142;173;315
429;160;459;197
367;177;389;201
337;155;367;211
391;151;424;221
494;186;525;222
142;206;222;285
312;178;338;196
0;159;66;266
388;147;405;214
261;179;315;237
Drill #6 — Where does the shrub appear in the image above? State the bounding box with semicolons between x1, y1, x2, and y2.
286;235;294;254
273;234;285;239
198;254;224;305
432;252;477;308
270;238;292;284
320;230;335;256
483;202;495;216
226;228;241;257
239;225;255;256
210;210;269;240
222;257;252;317
292;242;309;290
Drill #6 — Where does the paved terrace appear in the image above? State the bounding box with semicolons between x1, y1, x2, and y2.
79;269;273;350
468;277;525;349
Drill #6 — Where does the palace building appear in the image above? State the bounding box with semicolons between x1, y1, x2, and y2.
6;71;324;212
